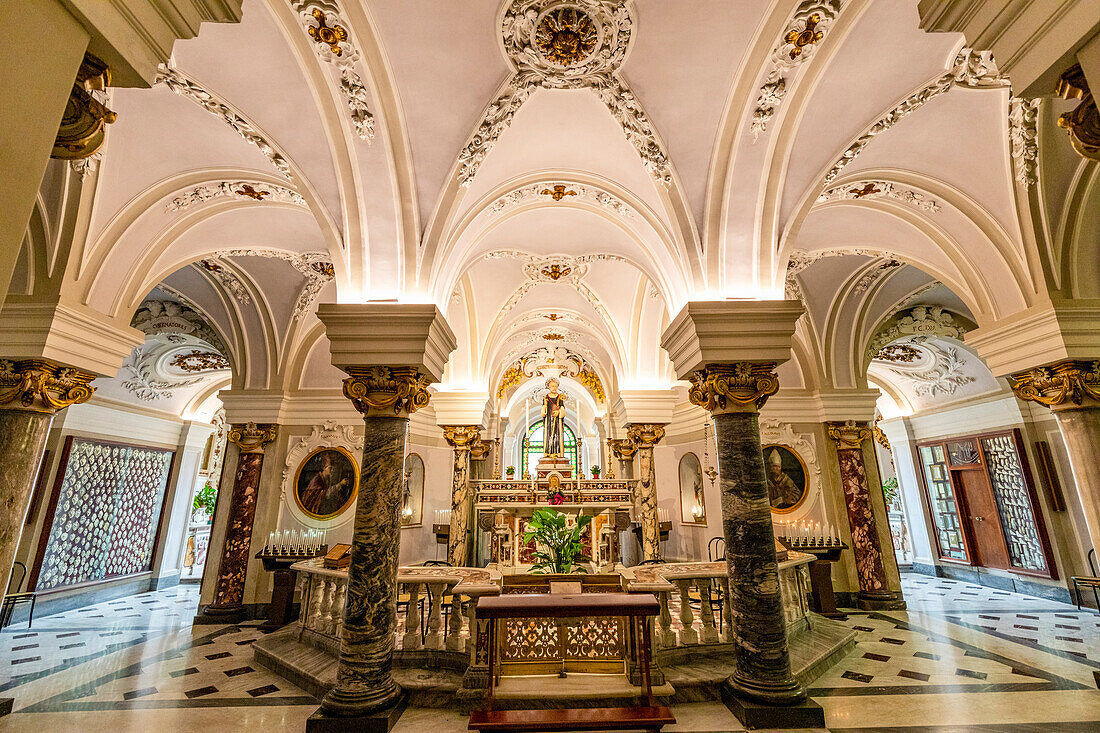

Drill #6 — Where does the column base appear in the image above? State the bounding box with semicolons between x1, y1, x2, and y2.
307;691;406;733
857;591;906;611
721;681;823;730
194;605;247;625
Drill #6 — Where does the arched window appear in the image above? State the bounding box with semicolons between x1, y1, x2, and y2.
521;420;579;476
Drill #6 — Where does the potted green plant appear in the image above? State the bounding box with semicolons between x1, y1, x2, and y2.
590;465;601;479
881;477;899;507
505;465;516;479
520;508;591;574
192;481;217;524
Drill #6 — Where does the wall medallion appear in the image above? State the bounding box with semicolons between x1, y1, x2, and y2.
762;444;809;514
293;446;359;520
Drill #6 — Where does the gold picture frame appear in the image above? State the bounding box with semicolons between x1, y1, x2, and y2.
293;446;359;520
762;443;809;514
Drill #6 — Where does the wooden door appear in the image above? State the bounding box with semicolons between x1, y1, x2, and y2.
952;469;1011;570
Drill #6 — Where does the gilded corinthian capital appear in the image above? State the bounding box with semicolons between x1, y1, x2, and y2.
625;423;666;448
442;425;483;450
1010;359;1100;410
0;359;96;413
342;366;432;418
227;422;278;453
687;362;779;414
826;420;872;451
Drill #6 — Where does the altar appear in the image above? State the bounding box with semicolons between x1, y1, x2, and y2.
473;472;636;570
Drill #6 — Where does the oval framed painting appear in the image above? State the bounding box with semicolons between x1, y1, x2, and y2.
761;444;808;514
678;452;706;524
402;453;424;527
293;446;359;520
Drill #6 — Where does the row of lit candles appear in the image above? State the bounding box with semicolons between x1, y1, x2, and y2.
264;528;327;556
775;520;841;546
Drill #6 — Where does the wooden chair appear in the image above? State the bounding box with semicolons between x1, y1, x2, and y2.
1;562;37;629
1071;549;1100;611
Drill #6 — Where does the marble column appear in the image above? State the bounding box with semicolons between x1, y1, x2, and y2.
1011;360;1100;557
689;363;806;706
626;423;666;562
321;366;432;717
443;425;482;567
0;359;95;592
826;420;904;609
205;422;277;618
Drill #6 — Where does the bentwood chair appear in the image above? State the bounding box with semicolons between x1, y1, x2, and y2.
1;562;37;629
1071;549;1100;611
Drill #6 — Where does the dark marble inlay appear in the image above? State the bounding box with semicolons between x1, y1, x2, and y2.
123;686;158;700
880;637;906;645
224;665;254;677
184;685;219;699
863;652;890;662
842;671;874;683
210;451;265;609
248;684;279;697
956;668;988;680
205;651;231;660
12;643;38;651
12;656;41;664
169;667;200;677
897;669;930;682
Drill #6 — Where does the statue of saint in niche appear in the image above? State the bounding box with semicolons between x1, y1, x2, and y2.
542;377;567;457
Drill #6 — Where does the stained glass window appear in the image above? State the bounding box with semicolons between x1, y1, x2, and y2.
521;420;578;476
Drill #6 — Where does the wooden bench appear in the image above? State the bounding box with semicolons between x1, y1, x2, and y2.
469;706;675;732
470;592;674;733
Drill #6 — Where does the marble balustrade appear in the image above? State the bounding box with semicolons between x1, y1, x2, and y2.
292;554;812;664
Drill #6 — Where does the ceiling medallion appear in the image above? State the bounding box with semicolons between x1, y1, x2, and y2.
541;264;572;280
540;184;577;201
535;7;598;67
873;344;920;364
169;350;231;373
543;333;565;341
545;313;561;321
234;184;269;200
307;8;348;56
784;13;823;59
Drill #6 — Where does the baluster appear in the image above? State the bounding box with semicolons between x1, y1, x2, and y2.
306;575;323;631
721;577;734;643
676;579;698;645
402;582;423;650
425;581;445;649
446;583;465;651
332;579;347;639
657;591;675;648
698;580;719;643
320;579;336;636
465;594;479;655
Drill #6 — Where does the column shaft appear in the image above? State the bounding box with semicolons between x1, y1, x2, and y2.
324;415;407;713
626;424;665;562
1052;406;1100;553
206;423;276;616
714;411;802;701
0;410;53;591
443;426;481;567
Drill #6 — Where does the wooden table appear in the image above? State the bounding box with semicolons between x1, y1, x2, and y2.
469;592;674;733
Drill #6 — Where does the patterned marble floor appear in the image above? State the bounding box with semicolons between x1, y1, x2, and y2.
2;574;1099;731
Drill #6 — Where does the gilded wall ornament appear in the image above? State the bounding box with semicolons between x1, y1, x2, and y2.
342;366;432;417
535;7;598;67
156;65;293;179
817;180;941;213
540;184;577;201
170;350;231;373
872;344;920;363
609;438;637;460
307;7;348;55
1010;359;1100;409
165;180;306;212
626;423;665;448
542;332;565;340
576;366;606;403
52;53;117;160
0;359;96;413
291;1;376;142
750;1;844;140
541;264;572;280
228;422;278;453
872;416;891;451
826;419;871;451
1055;64;1100;163
688;362;780;414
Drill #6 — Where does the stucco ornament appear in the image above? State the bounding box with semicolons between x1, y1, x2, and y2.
290;0;376;142
875;336;976;398
866;305;971;360
120;334;230;402
460;0;670;187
